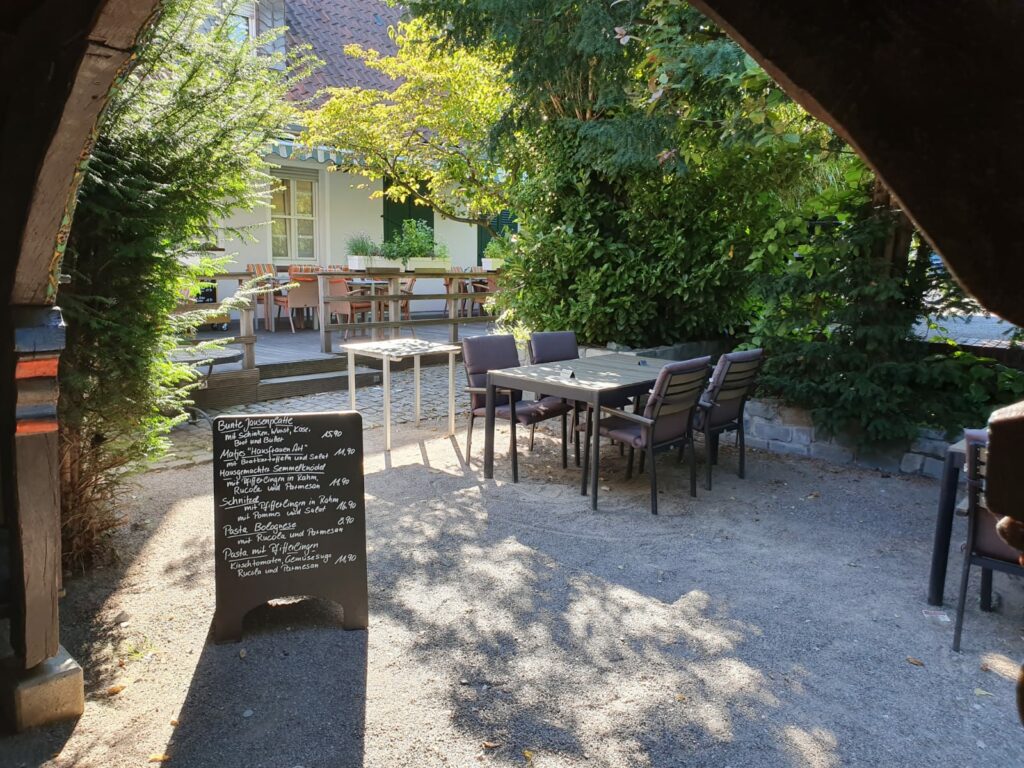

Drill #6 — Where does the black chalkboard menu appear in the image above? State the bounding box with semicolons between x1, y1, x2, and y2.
211;412;368;643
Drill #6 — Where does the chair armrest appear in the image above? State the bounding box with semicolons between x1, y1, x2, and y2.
465;386;515;396
600;406;653;426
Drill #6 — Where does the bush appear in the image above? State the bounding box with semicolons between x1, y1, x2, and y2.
380;219;448;266
58;0;315;569
750;186;1024;444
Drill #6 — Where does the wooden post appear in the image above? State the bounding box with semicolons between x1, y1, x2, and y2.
10;307;65;668
240;301;255;370
318;273;331;354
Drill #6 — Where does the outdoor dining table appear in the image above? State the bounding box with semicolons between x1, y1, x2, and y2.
483;352;677;510
340;338;461;452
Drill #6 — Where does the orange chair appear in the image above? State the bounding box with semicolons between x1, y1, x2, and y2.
273;265;320;333
245;263;278;331
325;267;372;339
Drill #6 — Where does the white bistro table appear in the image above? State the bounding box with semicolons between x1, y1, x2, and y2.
339;338;461;451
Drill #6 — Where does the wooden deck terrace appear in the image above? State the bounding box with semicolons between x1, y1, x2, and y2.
192;314;497;409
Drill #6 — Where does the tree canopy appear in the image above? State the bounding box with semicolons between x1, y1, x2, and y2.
304;17;512;231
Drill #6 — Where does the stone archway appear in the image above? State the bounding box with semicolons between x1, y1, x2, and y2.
4;0;1023;731
1;0;160;730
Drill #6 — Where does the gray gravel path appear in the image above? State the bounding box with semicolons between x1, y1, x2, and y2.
3;423;1023;767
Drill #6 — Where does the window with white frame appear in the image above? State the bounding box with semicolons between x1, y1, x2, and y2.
227;1;256;42
270;175;317;262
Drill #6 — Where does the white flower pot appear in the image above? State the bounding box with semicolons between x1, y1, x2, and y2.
407;257;451;273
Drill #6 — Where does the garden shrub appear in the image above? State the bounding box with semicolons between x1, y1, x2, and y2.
58;0;315;568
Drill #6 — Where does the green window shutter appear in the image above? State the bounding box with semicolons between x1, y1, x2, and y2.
383;178;434;243
476;210;518;265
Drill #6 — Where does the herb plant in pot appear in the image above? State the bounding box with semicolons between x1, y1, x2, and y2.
345;233;384;271
381;219;451;273
481;234;512;272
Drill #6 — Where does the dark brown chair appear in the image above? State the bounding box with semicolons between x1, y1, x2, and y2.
584;357;711;515
462;334;573;480
953;437;1024;651
693;348;764;490
527;331;582;457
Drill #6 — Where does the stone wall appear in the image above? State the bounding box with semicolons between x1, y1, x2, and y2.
744;398;956;479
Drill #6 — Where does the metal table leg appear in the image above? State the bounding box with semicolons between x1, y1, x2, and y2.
928;449;963;605
484;380;495;478
383;355;392;452
414;354;421;425
591;396;601;510
448;350;456;437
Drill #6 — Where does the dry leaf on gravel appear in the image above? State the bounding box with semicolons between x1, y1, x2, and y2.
980;662;991;672
975;688;993;697
906;657;925;667
523;749;535;766
483;741;501;749
675;694;687;702
169;718;179;727
107;685;126;696
239;649;247;659
148;754;171;763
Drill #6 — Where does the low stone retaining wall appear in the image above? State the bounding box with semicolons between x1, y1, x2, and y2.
744;398;955;479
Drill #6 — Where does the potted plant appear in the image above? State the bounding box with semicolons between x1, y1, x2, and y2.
381;219;451;273
481;234;512;271
345;233;384;271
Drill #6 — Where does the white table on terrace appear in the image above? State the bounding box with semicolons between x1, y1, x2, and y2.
339;339;461;452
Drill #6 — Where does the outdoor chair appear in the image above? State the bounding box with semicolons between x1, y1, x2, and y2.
527;331;583;458
953;437;1024;651
443;267;469;318
273;264;320;333
469;273;497;317
245;263;278;331
462;334;573;480
325;267;372;340
693;348;764;490
584;357;711;515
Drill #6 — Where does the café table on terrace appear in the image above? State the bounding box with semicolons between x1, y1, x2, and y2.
483;353;678;510
340;338;461;452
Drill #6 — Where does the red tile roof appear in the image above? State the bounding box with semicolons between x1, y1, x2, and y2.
285;0;403;103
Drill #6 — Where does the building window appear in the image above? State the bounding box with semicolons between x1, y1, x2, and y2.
271;176;317;262
227;2;256;42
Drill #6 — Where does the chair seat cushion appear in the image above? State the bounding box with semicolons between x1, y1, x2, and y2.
473;396;572;424
597;415;645;448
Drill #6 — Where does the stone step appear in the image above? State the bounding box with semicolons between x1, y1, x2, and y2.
256;367;380;401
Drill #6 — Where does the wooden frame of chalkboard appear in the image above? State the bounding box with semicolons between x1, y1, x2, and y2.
212;412;368;643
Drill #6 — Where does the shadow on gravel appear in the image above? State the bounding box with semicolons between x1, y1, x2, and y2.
166;599;367;768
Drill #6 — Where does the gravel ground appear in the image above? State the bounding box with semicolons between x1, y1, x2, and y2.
3;420;1024;768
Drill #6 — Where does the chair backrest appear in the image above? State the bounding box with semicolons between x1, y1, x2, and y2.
462;334;522;409
701;348;763;428
288;264;318;280
528;331;579;365
247;263;276;276
967;442;1020;563
643;357;712;446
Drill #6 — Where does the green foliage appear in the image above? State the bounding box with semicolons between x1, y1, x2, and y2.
59;0;315;568
304;17;511;231
412;0;1023;443
345;233;382;258
380;219;449;266
750;182;1024;443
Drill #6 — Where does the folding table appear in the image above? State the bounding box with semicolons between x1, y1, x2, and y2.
340;338;461;452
